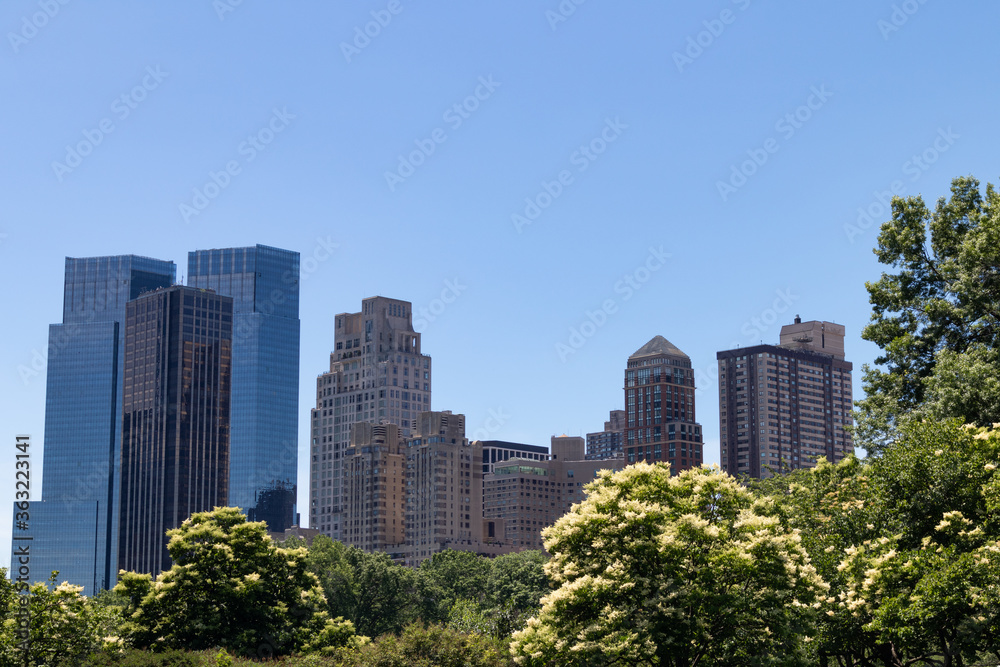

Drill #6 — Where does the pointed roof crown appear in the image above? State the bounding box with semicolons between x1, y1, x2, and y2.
630;335;689;360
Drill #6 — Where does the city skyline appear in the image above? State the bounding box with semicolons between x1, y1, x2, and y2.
0;248;915;573
4;3;996;571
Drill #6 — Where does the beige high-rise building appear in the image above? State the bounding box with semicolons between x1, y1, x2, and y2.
717;317;853;479
483;435;625;551
342;423;407;557
404;411;484;565
310;297;431;540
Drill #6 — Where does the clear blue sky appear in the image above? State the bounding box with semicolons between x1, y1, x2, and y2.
2;1;997;569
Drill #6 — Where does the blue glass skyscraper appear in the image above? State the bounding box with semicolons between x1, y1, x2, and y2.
11;256;175;595
187;245;300;532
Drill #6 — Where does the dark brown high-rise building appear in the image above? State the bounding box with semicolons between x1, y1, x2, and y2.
624;336;703;471
717;317;853;479
118;286;233;575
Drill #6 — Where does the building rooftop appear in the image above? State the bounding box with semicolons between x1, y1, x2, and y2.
629;335;689;360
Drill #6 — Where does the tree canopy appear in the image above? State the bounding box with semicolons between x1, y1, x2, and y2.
0;572;123;666
856;175;1000;453
511;463;825;666
758;421;1000;666
304;535;421;638
114;507;361;658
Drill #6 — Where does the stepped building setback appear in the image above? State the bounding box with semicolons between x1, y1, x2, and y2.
717;317;854;478
310;297;431;540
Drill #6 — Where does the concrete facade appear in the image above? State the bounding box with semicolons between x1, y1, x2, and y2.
404;411;484;565
717;317;854;479
483;435;625;551
309;297;431;540
586;409;626;460
342;422;407;558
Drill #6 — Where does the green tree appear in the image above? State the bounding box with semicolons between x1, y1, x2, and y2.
856;175;1000;454
114;507;361;657
510;463;825;666
751;456;880;665
759;421;1000;666
484;550;548;618
335;622;515;667
305;535;421;637
416;550;491;624
440;551;549;640
0;571;124;666
480;551;549;638
850;420;1000;666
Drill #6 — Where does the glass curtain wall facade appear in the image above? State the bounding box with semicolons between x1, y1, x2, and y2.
118;286;232;575
10;256;175;595
187;245;300;532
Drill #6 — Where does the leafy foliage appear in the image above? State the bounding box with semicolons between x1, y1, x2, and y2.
114;507;361;657
511;463;825;666
305;536;421;637
416;549;491;624
484;550;549;621
334;622;515;667
300;539;548;642
761;422;1000;666
0;571;124;666
857;175;1000;453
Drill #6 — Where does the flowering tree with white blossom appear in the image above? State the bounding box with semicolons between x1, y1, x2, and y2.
510;463;826;667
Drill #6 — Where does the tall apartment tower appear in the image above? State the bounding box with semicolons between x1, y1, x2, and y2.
624;337;704;470
586;409;626;460
187;245;300;532
405;411;481;565
10;256;175;595
310;297;431;539
118;286;233;575
342;422;407;557
717;317;854;479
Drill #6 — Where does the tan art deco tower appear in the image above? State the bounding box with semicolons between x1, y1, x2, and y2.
310;297;430;540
